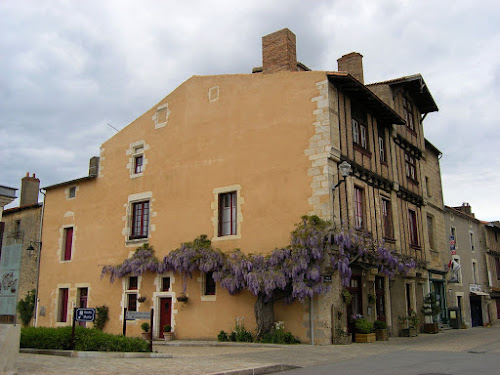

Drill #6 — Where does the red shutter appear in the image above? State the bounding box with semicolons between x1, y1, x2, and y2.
60;288;68;322
64;228;73;261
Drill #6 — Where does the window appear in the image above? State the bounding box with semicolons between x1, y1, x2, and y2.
425;176;431;197
134;155;143;174
470;232;475;251
352;119;368;150
495;258;500;280
128;276;138;290
127;293;137;312
405;153;417;182
204;271;216;296
218;192;237;236
453;257;462;283
354;187;364;229
130;201;149;239
69;186;76;198
378;131;386;163
381;198;393;238
63;227;73;261
403;97;415;131
427;215;435;250
162;277;170;292
58;288;69;322
472;262;478;284
408;209;419;246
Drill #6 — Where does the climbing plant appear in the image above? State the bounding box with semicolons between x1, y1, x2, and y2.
17;289;36;327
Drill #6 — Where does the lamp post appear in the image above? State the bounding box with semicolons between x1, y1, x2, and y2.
332;161;352;192
26;240;42;327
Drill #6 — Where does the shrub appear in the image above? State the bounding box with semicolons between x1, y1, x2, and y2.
373;320;387;330
258;321;300;344
233;317;253;342
355;318;373;334
93;305;109;331
141;322;150;333
17;289;36;327
20;326;149;352
217;330;228;342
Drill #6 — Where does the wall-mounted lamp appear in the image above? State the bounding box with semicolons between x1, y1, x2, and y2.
26;241;42;258
332;161;352;192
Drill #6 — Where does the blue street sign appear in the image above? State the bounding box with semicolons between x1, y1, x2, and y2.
76;308;96;322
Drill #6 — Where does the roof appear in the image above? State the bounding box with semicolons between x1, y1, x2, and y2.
327;72;405;126
368;74;438;114
43;175;96;190
445;205;480;223
2;202;42;214
425;138;442;156
0;185;17;199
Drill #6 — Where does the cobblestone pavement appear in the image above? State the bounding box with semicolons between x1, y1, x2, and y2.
16;326;500;375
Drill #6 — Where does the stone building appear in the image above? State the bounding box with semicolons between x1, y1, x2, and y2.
36;29;444;342
1;173;43;325
483;221;500;324
444;204;491;328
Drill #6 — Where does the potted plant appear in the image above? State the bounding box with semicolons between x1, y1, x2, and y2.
422;293;440;334
141;322;151;340
137;296;146;303
399;309;419;337
333;327;352;345
177;292;188;302
163;324;174;341
354;318;376;343
374;320;388;341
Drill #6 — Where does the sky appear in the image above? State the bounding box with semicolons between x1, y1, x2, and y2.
1;0;499;221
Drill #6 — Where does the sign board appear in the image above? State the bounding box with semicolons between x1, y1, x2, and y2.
323;275;332;283
126;311;150;320
470;284;482;293
75;308;96;322
450;250;456;255
0;244;22;317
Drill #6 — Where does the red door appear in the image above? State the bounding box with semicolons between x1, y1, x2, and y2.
346;275;362;334
159;297;172;338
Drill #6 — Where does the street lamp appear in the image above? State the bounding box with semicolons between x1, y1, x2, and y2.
332;161;352;192
26;241;41;258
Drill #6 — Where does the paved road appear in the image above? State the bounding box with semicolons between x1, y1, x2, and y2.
16;326;500;375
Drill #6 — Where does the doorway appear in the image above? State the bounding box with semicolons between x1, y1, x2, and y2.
346;275;362;334
159;297;172;338
77;288;88;327
470;296;483;327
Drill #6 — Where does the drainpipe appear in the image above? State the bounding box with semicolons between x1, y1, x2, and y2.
33;188;46;327
309;297;315;345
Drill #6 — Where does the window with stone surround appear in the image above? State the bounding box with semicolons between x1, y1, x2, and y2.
130;201;149;240
219;192;237;236
62;227;73;261
381;197;393;238
204;272;216;296
57;288;69;322
354;186;365;229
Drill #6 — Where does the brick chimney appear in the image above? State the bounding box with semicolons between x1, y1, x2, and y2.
20;173;40;206
453;203;474;217
89;156;99;177
262;28;297;74
337;52;364;84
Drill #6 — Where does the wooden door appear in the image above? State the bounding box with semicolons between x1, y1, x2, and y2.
159;297;172;339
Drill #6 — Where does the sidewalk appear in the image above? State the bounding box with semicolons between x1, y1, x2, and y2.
16;326;500;375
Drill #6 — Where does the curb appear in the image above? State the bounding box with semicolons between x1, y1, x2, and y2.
156;341;286;348
20;348;172;358
205;364;300;375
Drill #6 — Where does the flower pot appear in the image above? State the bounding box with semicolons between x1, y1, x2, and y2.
164;332;174;342
141;332;152;340
355;333;376;343
375;328;388;341
177;293;188;302
333;333;352;345
424;323;439;334
400;328;417;337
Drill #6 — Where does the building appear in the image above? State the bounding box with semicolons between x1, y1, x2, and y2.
483;220;500;324
444;204;491;328
1;173;43;325
36;29;443;342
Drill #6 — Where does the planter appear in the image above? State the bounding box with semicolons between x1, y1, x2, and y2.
333;333;352;345
164;332;174;342
424;323;439;334
400;328;417;337
375;328;388;341
141;332;152;341
177;293;188;302
355;333;376;343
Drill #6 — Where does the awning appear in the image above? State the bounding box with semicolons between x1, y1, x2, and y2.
470;291;489;296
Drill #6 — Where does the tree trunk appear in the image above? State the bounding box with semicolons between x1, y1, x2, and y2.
254;293;274;339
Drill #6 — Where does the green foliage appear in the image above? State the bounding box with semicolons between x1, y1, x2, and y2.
163;324;171;333
354;318;374;334
399;308;420;328
342;289;352;305
141;322;150;333
17;289;36;327
373;320;387;330
258;322;300;344
217;330;228;342
20;326;149;352
232;317;253;342
93;305;109;331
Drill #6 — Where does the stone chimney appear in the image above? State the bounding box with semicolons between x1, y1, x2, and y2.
20;173;40;206
453;203;474;217
337;52;364;84
89;156;99;177
262;28;297;74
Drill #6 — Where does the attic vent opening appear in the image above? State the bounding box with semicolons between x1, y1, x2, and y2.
153;103;170;129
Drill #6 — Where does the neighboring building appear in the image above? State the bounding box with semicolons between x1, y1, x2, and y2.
37;29;443;342
444;204;491;328
1;173;43;325
483;221;500;324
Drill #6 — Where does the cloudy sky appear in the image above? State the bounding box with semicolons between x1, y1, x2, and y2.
1;0;499;221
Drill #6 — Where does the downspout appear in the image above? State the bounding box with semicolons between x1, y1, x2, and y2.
309;297;314;345
33;188;46;327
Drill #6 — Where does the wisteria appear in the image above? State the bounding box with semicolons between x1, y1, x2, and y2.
101;216;418;337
